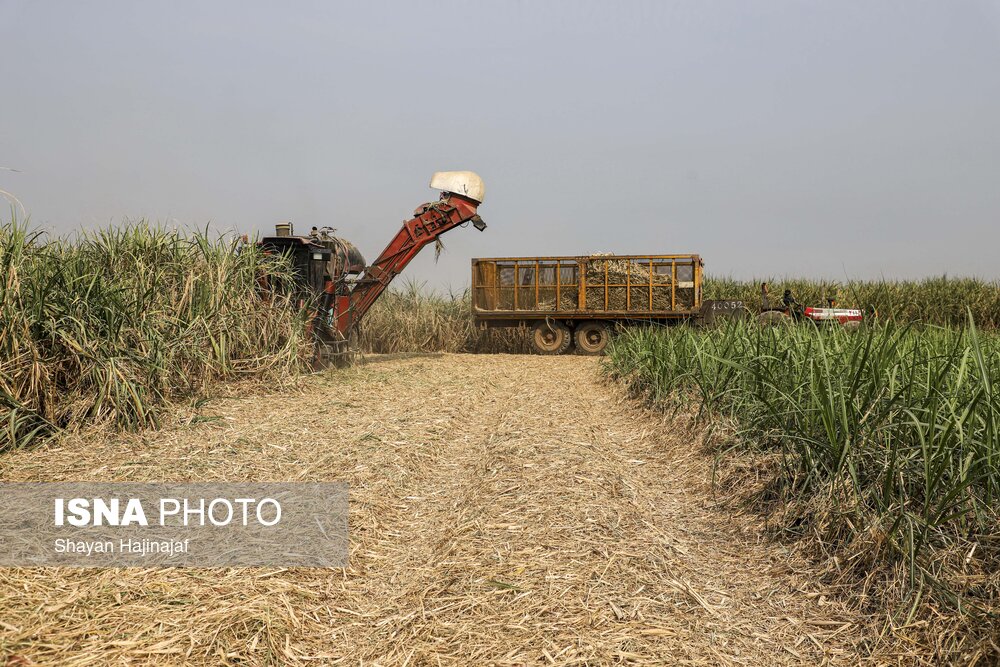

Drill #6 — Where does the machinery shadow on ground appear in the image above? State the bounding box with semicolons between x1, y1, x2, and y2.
355;352;446;365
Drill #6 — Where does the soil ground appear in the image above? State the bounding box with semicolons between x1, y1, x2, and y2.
0;354;896;665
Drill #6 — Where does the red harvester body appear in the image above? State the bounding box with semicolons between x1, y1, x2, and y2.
258;172;486;364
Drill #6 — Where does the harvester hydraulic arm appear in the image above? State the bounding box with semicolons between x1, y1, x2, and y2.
331;192;485;334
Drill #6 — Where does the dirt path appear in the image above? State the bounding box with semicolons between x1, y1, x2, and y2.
0;354;883;665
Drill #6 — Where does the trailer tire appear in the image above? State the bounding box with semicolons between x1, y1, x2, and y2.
531;320;572;355
574;321;611;355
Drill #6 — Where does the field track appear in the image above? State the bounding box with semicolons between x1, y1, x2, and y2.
0;354;887;665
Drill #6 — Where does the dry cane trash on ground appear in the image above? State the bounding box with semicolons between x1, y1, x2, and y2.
0;354;909;665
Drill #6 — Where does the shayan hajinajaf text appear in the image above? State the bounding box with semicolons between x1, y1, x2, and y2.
54;538;190;557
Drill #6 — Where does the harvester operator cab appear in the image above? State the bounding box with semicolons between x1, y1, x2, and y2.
258;226;331;301
258;222;368;301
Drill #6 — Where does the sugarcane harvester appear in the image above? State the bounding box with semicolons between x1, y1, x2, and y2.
259;171;486;364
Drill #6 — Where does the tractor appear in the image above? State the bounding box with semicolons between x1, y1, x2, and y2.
758;283;868;329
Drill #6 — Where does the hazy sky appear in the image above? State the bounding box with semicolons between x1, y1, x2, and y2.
2;1;998;288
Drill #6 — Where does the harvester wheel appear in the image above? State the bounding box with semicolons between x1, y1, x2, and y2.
531;320;572;355
313;328;356;369
313;340;344;370
574;321;611;355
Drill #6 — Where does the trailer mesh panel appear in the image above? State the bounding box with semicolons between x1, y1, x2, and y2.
472;255;700;314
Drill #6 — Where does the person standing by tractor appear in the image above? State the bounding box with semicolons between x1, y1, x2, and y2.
782;289;802;320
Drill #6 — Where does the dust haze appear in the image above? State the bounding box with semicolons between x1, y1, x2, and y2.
2;1;999;287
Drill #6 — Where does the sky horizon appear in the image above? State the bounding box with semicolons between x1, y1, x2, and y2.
2;1;998;289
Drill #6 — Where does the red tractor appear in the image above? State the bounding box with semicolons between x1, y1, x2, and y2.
758;284;867;329
259;171;486;364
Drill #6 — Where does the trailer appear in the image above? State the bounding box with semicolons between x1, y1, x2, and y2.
472;254;740;354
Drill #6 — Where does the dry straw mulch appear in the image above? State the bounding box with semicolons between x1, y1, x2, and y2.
0;354;893;665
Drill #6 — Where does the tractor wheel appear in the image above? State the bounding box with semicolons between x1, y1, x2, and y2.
574;321;611;355
758;310;790;326
531;320;572;355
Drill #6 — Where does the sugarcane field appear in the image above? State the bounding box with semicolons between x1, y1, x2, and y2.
3;3;1000;666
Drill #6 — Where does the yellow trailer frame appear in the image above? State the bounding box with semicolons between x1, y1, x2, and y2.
472;254;704;324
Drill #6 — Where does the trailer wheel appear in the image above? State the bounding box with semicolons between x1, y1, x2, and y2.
574;321;611;355
531;320;572;355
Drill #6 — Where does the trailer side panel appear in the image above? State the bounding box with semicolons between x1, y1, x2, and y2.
472;254;703;323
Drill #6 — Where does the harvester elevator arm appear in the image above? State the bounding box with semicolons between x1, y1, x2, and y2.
331;191;485;335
